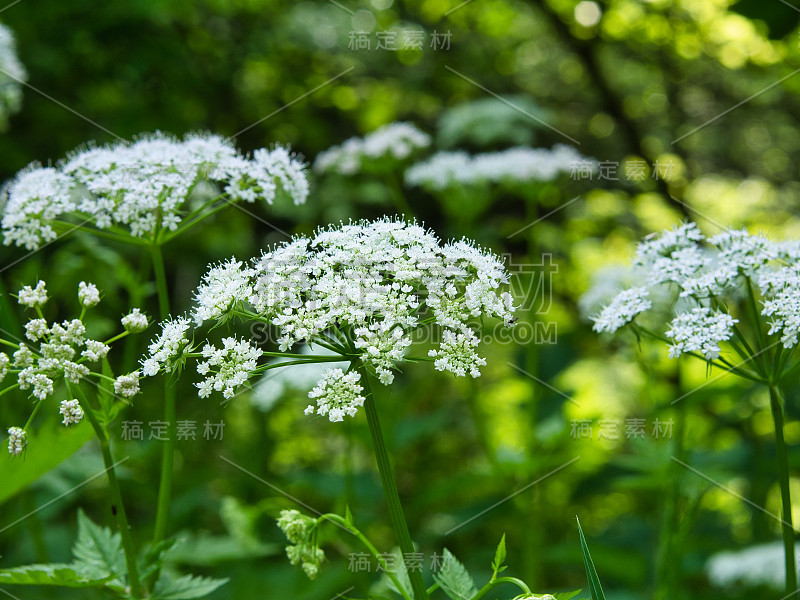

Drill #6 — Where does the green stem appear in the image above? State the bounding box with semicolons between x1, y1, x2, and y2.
318;514;414;600
359;367;428;600
74;388;143;598
769;384;797;594
470;576;532;600
149;244;176;551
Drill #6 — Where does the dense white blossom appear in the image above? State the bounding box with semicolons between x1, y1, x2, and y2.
17;280;48;308
59;399;84;426
592;287;652;333
7;426;26;456
180;218;516;410
0;353;8;382
665;307;737;360
0;23;26;128
114;371;140;398
121;308;148;332
1;133;309;250
405;145;590;190
305;368;365;422
141;317;191;376
314;122;430;175
78;281;100;307
195;337;262;399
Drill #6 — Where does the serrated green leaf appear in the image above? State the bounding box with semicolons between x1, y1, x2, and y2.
384;547;412;599
150;574;229;599
491;534;506;576
577;518;606;600
72;510;126;582
432;549;478;600
0;564;111;587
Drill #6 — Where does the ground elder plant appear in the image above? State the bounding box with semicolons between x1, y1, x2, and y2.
0;22;26;130
592;222;800;594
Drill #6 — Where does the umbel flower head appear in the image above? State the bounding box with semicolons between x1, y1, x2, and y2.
0;22;26;129
405;144;591;191
592;223;800;378
143;218;517;421
2;280;146;455
277;509;325;579
1;132;309;250
314;122;431;175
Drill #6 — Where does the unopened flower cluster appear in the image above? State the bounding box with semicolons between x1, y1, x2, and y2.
0;23;26;129
277;509;325;579
1;132;309;250
3;281;145;455
314;122;430;175
592;223;800;361
405;145;590;191
146;218;516;421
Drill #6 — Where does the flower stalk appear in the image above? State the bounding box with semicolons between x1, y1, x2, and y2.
360;367;428;600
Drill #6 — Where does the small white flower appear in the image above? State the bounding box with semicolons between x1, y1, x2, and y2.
121;308;148;332
114;371;140;398
59;399;84;426
0;353;8;382
77;281;100;307
17;280;48;308
306;368;366;422
0;23;26;128
192;259;254;325
428;329;487;378
82;340;110;362
24;318;49;342
7;426;26;456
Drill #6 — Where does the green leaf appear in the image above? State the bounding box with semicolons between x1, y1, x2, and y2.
553;591;582;600
0;421;93;505
139;538;178;581
0;564;111;587
433;549;478;600
150;574;229;599
577;518;606;600
72;509;126;582
345;504;354;525
491;534;507;577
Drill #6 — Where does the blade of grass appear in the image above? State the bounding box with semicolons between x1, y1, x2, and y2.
577;517;606;600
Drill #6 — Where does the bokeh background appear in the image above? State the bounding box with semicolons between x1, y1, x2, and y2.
2;0;800;598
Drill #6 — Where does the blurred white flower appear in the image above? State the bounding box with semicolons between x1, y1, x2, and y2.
314;122;430;175
707;542;800;589
0;23;26;128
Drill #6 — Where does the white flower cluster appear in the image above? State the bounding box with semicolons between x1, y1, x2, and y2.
58;399;84;426
6;281;139;401
141;317;191;376
305;368;365;422
593;223;800;360
405;144;589;191
707;542;800;589
195;337;263;399
121;308;149;333
0;23;26;128
180;219;516;411
665;307;737;360
314;122;430;175
7;426;26;456
114;371;140;398
1;133;309;250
